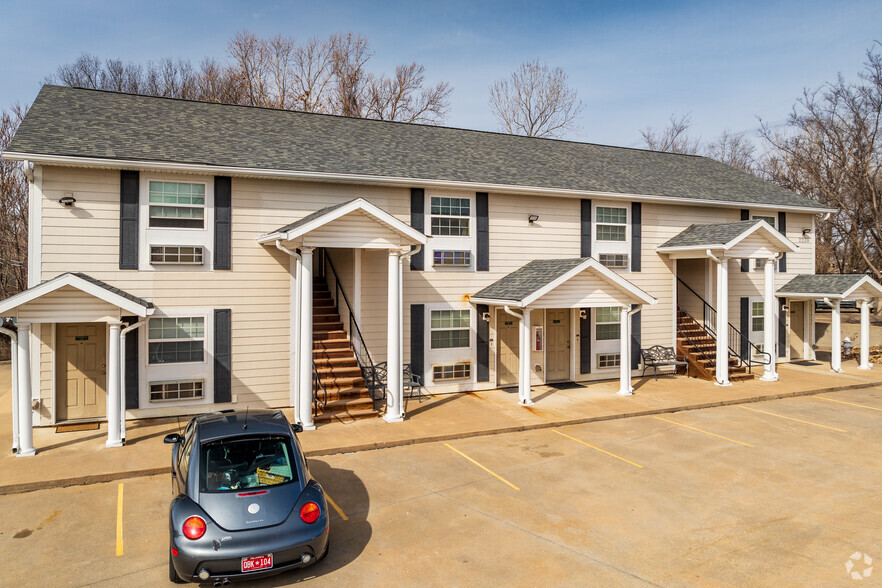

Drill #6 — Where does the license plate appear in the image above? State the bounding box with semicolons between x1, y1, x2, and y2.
241;554;273;572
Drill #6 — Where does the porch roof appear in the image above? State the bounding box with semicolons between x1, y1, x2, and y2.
257;197;427;247
776;274;882;299
469;257;657;307
0;272;154;317
655;219;799;257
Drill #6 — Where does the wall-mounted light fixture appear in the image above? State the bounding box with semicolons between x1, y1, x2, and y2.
482;312;491;322
58;194;76;206
528;214;539;225
802;228;811;236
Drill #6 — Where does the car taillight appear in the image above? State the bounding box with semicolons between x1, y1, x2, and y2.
182;516;206;540
300;502;320;524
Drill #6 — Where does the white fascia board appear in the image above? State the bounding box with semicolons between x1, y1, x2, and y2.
521;258;657;306
842;276;882;298
256;197;427;246
723;219;799;252
1;152;837;215
468;297;522;307
775;291;843;299
655;244;726;253
0;273;151;317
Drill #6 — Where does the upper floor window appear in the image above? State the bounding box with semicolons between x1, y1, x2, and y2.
431;197;470;236
430;309;471;349
596;207;627;241
752;215;775;228
148;317;205;364
149;181;205;229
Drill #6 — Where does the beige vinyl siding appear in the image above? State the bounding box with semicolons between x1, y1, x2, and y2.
16;286;121;323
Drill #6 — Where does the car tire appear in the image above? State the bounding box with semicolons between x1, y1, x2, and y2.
169;550;186;584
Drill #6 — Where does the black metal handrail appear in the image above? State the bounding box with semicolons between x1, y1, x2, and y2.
312;359;328;413
676;306;718;371
677;278;771;371
318;249;385;408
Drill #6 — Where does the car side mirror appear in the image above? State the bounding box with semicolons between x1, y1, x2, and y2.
291;423;303;434
164;433;183;444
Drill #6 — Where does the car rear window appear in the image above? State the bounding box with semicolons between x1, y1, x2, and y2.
200;435;298;492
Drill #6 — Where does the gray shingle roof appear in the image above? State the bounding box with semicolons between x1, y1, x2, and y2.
473;259;587;301
777;274;867;296
6;86;832;211
272;199;354;234
658;220;762;249
69;272;153;308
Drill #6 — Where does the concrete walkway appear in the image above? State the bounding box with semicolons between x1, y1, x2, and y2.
1;360;879;495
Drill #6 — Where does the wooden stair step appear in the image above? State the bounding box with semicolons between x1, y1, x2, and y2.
315;396;375;413
313;347;354;358
314;338;350;350
316;366;362;377
313;356;359;368
314;330;348;341
314;407;379;423
318;375;367;388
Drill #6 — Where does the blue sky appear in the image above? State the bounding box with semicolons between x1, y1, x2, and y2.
1;0;880;148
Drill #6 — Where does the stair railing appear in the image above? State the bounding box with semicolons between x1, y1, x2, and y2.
312;359;328;413
676;306;719;372
319;249;385;409
676;278;771;371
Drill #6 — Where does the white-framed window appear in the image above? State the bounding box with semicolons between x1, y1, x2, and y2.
433;362;471;381
148;317;205;364
751;301;764;333
148;181;206;228
150;245;204;265
597;353;621;368
431;309;471;349
599;253;629;269
752;215;775;228
595;307;621;341
150;379;204;402
426;193;475;272
596;206;627;241
592;202;630;271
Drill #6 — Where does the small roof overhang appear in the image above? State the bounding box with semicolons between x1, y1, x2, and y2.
655;219;799;259
0;273;154;317
777;274;882;300
469;257;658;308
257;197;428;248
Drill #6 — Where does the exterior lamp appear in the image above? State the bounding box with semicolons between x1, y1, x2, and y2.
58;195;77;206
528;214;539;225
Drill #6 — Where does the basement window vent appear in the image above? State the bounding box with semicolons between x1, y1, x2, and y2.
150;245;204;265
432;362;471;381
150;379;204;402
597;353;621;368
433;250;472;267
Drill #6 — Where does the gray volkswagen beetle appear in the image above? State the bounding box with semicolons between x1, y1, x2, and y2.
164;409;329;584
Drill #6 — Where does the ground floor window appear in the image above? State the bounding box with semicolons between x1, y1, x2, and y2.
595;307;621;340
148;317;205;364
431;309;471;349
597;353;621;368
752;301;764;333
150;379;204;402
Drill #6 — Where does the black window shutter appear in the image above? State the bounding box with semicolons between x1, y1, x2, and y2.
476;192;489;271
214;176;232;270
410;304;425;382
410;189;425;271
740;209;750;272
119;170;139;270
740;297;750;359
630;308;641;369
631;202;642;271
476;304;490;382
777;212;787;273
778;298;786;358
580;308;592;373
122;316;139;410
214;309;232;403
581;200;592;257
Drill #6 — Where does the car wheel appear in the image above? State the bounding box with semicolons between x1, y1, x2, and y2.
169;550;186;584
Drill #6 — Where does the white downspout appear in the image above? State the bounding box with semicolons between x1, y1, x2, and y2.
119;320;146;444
276;241;303;421
0;326;18;453
824;297;843;373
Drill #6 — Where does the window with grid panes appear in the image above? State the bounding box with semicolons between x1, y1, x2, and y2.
148;181;206;228
595;307;621;340
432;362;471;381
430;309;470;349
430;197;470;236
148;317;205;364
596;206;627;241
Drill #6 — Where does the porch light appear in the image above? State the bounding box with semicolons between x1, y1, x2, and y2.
528;214;539;225
58;194;76;206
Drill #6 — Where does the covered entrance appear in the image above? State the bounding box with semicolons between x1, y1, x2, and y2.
545;309;570;381
496;310;519;386
789;301;806;360
57;323;107;421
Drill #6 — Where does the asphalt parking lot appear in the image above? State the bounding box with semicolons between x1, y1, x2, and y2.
2;387;881;587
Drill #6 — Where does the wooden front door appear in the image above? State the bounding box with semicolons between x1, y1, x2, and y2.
790;301;805;360
57;323;107;421
546;309;570;381
497;310;519;387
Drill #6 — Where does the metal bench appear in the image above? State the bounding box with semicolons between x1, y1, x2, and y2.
640;345;689;379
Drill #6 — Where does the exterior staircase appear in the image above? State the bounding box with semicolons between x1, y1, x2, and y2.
312;278;380;423
676;311;755;382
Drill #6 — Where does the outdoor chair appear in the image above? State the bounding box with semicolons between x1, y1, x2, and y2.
640;345;689;379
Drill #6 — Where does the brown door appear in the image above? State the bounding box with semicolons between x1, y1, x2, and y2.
546;309;570;381
57;323;107;421
497;310;519;387
790;301;805;360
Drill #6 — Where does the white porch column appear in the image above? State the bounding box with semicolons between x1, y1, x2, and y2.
16;322;34;457
715;258;731;386
299;247;316;429
760;258;778;382
859;299;872;370
106;322;123;448
1;327;19;453
291;253;302;413
830;299;842;373
617;305;633;396
520;308;533;405
384;249;404;422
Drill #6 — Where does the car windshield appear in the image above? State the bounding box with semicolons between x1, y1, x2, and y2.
200;435;297;492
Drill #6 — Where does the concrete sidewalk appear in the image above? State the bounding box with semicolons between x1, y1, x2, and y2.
1;359;879;495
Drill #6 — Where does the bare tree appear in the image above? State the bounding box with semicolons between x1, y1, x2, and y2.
760;45;882;279
227;30;272;107
0;105;30;300
367;63;451;124
639;113;700;154
292;38;335;113
489;59;583;138
330;33;373;118
704;129;757;173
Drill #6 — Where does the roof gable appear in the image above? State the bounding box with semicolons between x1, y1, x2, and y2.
657;220;798;254
777;274;882;298
0;272;154;317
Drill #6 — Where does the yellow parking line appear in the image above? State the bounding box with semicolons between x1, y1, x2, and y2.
116;483;124;557
815;396;882;412
324;493;348;521
551;429;644;468
444;443;520;491
739;405;848;432
653;416;754;447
